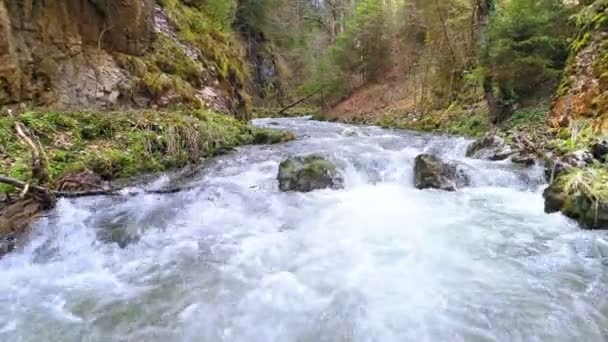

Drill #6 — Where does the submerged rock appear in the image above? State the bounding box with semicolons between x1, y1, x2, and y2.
414;154;469;192
253;128;296;145
466;135;514;161
277;155;343;192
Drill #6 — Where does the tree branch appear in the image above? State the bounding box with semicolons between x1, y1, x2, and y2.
302;16;336;42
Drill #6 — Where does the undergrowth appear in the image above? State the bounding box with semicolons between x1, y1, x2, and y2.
0;108;282;194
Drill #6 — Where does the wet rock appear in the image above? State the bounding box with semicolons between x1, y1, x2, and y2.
511;153;536;166
565;149;594;167
414;154;470;192
545;159;571;182
544;149;593;181
591;139;608;162
253;128;296;145
277;155;343;192
57;170;103;191
543;182;608;229
543;183;568;214
0;197;45;258
466;135;514;161
342;128;359;137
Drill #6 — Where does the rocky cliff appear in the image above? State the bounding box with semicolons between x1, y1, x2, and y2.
0;0;251;117
551;0;608;131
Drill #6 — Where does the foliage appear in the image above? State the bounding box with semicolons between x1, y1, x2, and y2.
555;166;608;226
501;108;548;131
301;0;389;104
484;0;574;103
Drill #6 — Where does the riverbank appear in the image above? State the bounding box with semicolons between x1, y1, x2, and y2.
0;107;294;256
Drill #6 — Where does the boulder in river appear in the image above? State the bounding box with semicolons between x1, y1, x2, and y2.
543;181;608;229
466;134;514;161
253;128;296;145
277;155;344;192
414;154;470;192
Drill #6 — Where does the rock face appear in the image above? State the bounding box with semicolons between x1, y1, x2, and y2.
466;135;513;161
0;0;249;115
0;0;154;107
277;155;343;192
414;154;469;192
550;3;608;131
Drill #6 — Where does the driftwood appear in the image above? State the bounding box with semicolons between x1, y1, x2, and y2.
0;175;194;203
278;88;324;115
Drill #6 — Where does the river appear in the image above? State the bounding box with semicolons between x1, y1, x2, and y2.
1;117;608;341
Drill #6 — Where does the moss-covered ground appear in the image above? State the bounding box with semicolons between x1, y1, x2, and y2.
0;108;290;195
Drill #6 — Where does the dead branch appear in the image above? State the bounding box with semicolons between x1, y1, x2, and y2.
278;88;324;115
14;122;48;183
0;175;195;201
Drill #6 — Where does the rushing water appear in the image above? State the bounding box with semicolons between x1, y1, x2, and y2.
2;117;608;341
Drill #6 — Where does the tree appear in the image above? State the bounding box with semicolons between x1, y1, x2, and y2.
482;0;573;122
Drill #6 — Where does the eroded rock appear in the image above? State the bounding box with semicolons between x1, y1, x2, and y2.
543;181;608;229
277;155;343;192
414;154;469;192
466;135;514;161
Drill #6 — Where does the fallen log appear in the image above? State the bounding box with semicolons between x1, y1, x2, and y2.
0;175;195;201
278;88;324;115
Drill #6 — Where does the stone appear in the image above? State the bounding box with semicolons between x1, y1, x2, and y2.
511;153;536;166
591;139;608;162
466;134;514;161
57;170;103;192
277;155;343;192
543;182;608;229
414;154;470;192
565;149;594;167
253;128;296;145
543;183;568;214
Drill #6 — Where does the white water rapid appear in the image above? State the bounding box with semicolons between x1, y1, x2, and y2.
1;117;608;341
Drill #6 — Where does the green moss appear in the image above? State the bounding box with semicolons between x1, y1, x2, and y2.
0;108;256;194
554;167;608;227
153;0;251;117
252;128;296;144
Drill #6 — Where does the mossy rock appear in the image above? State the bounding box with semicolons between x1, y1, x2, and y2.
544;168;608;229
277;155;344;192
252;128;296;145
414;154;470;192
